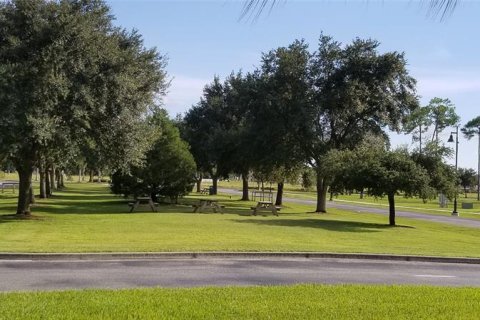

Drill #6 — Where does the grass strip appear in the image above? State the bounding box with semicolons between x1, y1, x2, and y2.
1;284;480;319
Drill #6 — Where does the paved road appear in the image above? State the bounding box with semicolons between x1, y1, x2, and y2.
1;257;480;292
219;188;480;228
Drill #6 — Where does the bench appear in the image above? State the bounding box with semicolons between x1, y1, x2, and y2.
251;204;281;216
250;206;281;211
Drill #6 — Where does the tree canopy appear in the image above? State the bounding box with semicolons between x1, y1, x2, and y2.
111;110;196;202
0;0;168;215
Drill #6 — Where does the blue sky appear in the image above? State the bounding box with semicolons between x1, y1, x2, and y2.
107;0;479;170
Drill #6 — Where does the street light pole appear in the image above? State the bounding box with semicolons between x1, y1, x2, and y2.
448;126;459;216
477;127;480;201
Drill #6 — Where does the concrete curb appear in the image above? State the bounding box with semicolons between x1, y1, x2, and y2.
1;252;480;264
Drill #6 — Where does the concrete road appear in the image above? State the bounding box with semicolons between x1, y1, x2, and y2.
219;188;480;228
1;257;480;292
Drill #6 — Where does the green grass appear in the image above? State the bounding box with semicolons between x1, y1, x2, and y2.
218;180;480;218
1;284;480;319
1;183;480;256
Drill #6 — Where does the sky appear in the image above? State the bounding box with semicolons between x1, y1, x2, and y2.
106;0;480;170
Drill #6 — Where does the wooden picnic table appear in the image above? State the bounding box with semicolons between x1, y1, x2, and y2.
128;196;158;213
251;190;274;202
0;181;19;193
251;201;280;216
192;199;224;213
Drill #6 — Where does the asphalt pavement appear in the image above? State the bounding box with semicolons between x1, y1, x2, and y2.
1;257;480;292
219;188;480;228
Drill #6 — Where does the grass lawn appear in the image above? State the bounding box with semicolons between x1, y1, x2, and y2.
1;284;480;319
1;183;480;256
218;180;480;219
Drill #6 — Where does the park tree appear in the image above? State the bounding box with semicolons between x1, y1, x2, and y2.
111;110;196;202
410;144;457;200
461;116;480;200
220;72;260;200
457;168;477;198
298;35;418;212
425;97;460;143
328;146;431;226
183;76;244;195
255;40;310;205
403;106;432;154
0;0;167;215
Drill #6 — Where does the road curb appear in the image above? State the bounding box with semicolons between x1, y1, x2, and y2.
1;252;480;264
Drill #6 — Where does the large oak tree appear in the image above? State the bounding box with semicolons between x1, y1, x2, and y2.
0;0;167;215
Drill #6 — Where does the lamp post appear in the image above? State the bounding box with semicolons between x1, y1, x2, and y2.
477;126;480;201
448;126;459;216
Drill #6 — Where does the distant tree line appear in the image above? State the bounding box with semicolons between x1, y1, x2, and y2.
180;34;478;225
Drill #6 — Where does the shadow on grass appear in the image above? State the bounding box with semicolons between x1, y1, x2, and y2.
234;218;412;232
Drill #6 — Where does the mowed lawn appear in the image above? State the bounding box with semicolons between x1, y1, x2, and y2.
1;183;480;256
218;180;480;218
1;284;480;320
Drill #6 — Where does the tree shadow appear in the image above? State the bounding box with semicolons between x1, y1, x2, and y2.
234;218;414;233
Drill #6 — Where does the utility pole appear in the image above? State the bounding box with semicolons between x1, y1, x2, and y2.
478;127;480;201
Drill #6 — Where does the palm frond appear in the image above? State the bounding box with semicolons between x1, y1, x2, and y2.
240;0;459;21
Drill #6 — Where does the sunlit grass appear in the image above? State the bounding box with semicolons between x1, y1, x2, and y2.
1;183;480;256
218;180;480;218
1;284;480;319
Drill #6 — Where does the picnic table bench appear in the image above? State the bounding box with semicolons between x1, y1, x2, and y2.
251;190;274;202
0;181;19;193
251;201;281;216
128;197;158;213
192;199;225;213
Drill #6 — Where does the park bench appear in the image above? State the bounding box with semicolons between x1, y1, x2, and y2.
251;201;281;216
128;197;158;213
193;199;225;213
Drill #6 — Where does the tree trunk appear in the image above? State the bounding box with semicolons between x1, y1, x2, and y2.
465;187;468;198
55;168;61;189
241;173;249;201
39;163;47;199
388;192;396;226
78;167;82;183
360;189;364;199
45;169;52;197
97;169;102;183
419;124;422;154
329;190;333;201
89;170;93;183
315;171;328;213
196;175;202;193
212;175;218;195
60;170;65;188
29;185;35;205
275;181;284;206
16;165;34;215
150;191;158;203
50;165;56;190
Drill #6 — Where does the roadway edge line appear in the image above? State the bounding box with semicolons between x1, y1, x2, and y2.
0;252;480;264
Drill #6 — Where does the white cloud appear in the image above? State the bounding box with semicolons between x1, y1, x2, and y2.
163;75;209;116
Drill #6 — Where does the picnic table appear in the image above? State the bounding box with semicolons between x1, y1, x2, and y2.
128;196;158;213
192;199;224;213
251;190;274;202
0;180;19;193
251;201;280;216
